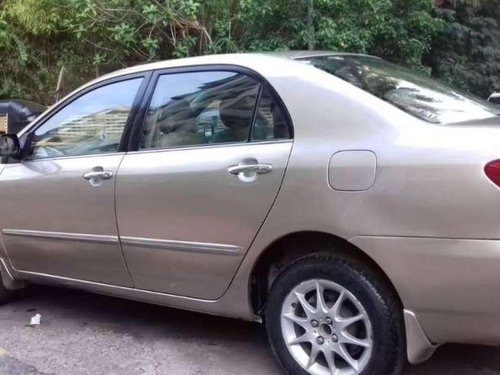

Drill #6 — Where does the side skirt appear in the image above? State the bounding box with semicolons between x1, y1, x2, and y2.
15;269;253;320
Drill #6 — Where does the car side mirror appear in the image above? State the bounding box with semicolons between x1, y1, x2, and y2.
0;134;21;159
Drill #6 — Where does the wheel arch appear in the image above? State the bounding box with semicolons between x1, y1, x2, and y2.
249;230;403;317
248;230;439;364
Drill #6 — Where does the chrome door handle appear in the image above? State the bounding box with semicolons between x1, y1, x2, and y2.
228;159;273;183
228;164;273;175
82;166;113;186
83;171;113;180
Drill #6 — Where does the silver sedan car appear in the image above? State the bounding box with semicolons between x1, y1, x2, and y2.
1;51;500;375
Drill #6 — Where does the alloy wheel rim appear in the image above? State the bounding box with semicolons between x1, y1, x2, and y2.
280;279;373;375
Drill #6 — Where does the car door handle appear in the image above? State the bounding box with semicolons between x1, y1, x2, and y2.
228;163;273;175
83;170;113;180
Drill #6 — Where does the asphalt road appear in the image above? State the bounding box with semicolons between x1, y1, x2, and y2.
0;285;499;375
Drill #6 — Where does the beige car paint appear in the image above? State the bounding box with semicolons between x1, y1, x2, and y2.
116;141;292;299
0;53;499;366
0;154;133;286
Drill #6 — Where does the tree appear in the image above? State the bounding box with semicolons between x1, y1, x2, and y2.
0;0;447;103
227;0;442;70
0;0;221;102
428;0;500;97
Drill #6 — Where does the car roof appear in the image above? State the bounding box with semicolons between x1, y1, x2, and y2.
40;51;380;130
22;51;404;138
264;50;380;60
98;51;379;82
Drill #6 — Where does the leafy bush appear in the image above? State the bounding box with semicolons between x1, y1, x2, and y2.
3;0;494;104
427;0;500;98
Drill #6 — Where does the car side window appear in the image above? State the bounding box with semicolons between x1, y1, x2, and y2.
252;87;291;141
28;78;143;160
140;71;260;150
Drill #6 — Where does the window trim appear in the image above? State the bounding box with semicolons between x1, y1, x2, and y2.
121;138;293;157
127;64;294;153
249;85;264;142
19;72;152;161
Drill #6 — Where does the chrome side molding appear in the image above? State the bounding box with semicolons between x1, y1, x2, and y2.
2;229;118;245
2;229;242;256
121;236;242;256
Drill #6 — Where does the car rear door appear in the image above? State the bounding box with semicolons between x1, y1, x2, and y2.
0;74;149;286
115;67;293;299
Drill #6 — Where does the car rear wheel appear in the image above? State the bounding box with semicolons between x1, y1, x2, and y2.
265;253;406;375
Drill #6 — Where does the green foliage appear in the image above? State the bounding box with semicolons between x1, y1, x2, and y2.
227;0;443;71
0;0;485;104
428;0;500;97
0;0;66;103
0;0;216;102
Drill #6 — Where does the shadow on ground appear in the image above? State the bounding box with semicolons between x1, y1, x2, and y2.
0;285;498;374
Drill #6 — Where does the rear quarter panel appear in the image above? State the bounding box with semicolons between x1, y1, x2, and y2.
221;60;500;344
251;62;500;241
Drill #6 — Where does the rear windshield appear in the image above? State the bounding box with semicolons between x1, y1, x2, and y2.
298;55;500;124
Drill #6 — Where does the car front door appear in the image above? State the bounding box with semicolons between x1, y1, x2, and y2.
0;75;148;286
115;68;293;299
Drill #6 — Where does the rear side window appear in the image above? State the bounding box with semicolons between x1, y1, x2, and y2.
140;70;291;150
140;72;259;149
301;55;500;124
252;87;290;141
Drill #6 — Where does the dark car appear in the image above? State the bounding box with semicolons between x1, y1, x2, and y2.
0;99;46;134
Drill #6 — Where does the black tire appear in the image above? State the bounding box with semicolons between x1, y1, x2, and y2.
265;252;406;375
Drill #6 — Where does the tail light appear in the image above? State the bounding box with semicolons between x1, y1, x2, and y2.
485;160;500;187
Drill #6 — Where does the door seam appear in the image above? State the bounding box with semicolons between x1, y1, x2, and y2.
113;153;136;287
215;139;296;298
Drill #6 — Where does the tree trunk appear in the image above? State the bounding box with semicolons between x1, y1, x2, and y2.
307;0;315;50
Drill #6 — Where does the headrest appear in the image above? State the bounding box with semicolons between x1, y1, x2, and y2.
219;95;255;130
158;99;196;133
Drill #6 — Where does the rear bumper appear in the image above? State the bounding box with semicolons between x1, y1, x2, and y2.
351;236;500;355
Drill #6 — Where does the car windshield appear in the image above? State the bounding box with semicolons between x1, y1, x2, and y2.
298;55;500;124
